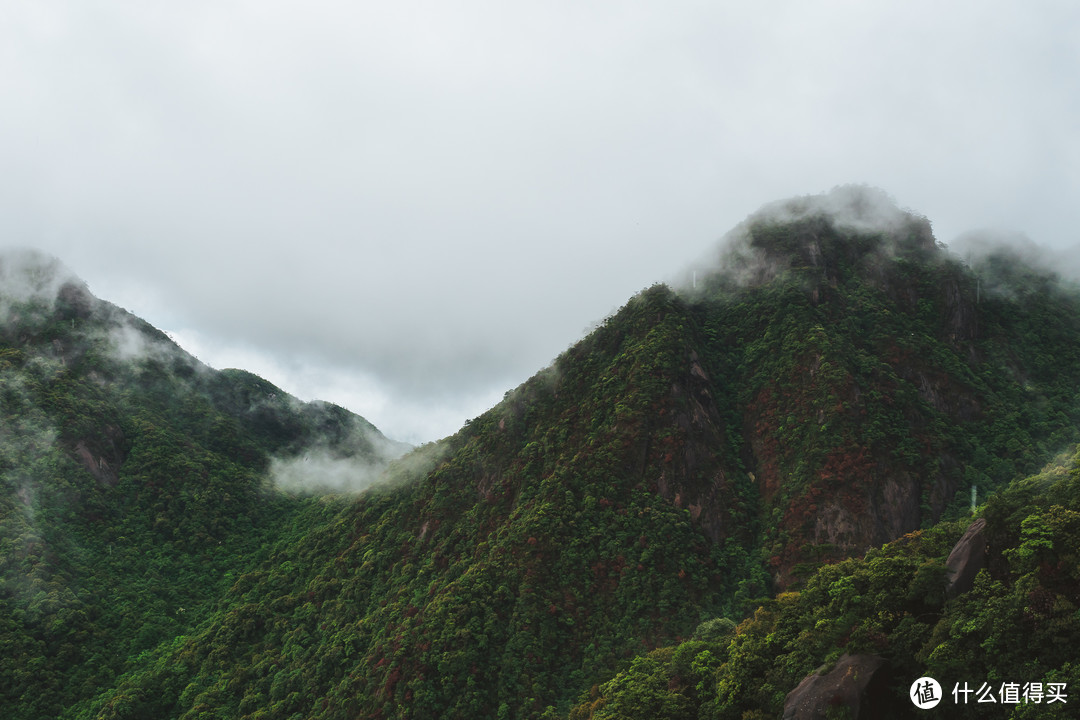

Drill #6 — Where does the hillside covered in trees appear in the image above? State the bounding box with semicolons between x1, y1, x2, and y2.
3;188;1080;718
0;250;405;718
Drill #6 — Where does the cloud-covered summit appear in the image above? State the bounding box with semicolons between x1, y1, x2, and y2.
742;185;928;239
0;248;85;308
677;185;935;294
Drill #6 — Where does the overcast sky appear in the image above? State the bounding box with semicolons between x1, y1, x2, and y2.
3;1;1079;444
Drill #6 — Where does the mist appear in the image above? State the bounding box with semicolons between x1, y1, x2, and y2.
0;359;74;615
948;228;1080;287
0;248;79;302
0;247;413;500
269;450;388;495
742;185;925;239
673;185;935;295
265;398;412;495
9;2;1078;443
0;249;86;328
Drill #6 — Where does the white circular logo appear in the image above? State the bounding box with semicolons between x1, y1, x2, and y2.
910;677;942;709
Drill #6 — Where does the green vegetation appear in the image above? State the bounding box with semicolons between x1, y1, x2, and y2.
3;194;1080;719
570;448;1080;719
0;265;397;719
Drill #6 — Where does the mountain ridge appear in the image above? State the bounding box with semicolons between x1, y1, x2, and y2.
0;247;407;719
4;189;1080;718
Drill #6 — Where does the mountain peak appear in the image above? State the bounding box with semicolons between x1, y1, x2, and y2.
0;247;85;305
747;184;928;239
687;186;938;294
7;194;1080;718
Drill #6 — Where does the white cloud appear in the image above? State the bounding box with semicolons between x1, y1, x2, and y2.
4;1;1080;442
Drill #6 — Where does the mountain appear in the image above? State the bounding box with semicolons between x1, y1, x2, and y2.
4;187;1080;719
0;249;406;719
681;188;1080;586
569;442;1080;720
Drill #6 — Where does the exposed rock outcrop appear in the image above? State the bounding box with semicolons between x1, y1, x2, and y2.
783;654;887;720
945;517;988;597
71;425;128;487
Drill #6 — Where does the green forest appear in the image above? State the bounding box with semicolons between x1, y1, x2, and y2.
3;194;1080;718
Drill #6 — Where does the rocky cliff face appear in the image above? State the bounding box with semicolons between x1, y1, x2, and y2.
671;188;1080;586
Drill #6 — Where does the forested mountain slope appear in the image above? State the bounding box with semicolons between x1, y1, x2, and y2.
570;446;1080;720
0;250;404;719
5;188;1080;719
683;192;1080;585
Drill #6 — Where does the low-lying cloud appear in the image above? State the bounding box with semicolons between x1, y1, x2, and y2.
0;248;87;329
269;450;389;495
745;184;923;239
676;185;933;294
0;248;80;304
948;228;1080;286
268;428;417;495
